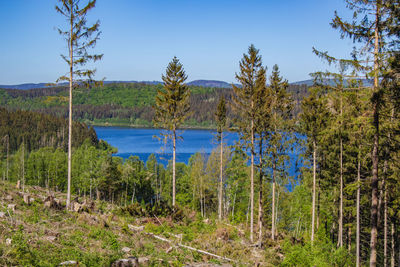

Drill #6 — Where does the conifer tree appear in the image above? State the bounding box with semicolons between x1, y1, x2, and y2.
232;44;264;242
328;1;400;264
268;64;293;241
215;95;227;220
299;89;330;243
56;0;102;210
253;64;269;243
153;57;190;207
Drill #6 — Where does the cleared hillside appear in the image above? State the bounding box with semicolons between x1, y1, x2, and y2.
0;180;282;266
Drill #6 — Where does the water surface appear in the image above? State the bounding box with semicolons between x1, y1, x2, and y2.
94;126;238;164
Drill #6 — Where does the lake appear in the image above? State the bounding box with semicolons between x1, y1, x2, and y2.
94;126;303;181
94;126;238;164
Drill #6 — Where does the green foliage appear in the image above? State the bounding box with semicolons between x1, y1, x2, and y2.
153;57;190;131
0;108;98;153
282;236;353;267
215;95;227;138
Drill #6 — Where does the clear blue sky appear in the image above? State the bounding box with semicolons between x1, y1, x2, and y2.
0;0;356;84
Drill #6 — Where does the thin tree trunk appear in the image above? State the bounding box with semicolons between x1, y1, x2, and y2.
132;186;136;203
356;147;361;267
317;171;321;230
272;157;276;241
232;186;237;218
172;126;176;207
66;6;74;211
384;159;388;267
311;140;317;243
258;138;263;243
218;134;223;220
6;135;8;181
275;189;280;238
22;141;25;192
370;2;381;265
391;222;395;267
200;175;204;217
250;118;255;242
339;137;343;248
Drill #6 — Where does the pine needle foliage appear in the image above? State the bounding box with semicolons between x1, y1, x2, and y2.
153;57;190;131
153;56;190;207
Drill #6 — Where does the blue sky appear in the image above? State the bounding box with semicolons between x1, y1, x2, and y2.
0;0;356;84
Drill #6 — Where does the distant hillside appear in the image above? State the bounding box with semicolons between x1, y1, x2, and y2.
0;78;375;90
0;80;162;90
0;81;312;128
291;78;374;87
1;79;233;90
187;80;233;88
0;82;312;128
0;83;54;90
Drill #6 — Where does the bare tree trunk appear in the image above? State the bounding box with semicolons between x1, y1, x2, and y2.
131;186;135;204
275;189;280;238
272;157;276;241
66;6;74;211
370;2;381;265
250;118;255;242
6;135;8;181
125;182;128;206
232;186;237;218
218;134;223;220
311;140;317;243
391;222;395;267
339;138;343;248
22;141;25;192
200;174;204;217
356;148;361;267
172;126;176;207
317;173;321;230
258;138;263;243
384;159;388;267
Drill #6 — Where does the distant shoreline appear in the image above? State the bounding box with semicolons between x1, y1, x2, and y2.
88;122;223;131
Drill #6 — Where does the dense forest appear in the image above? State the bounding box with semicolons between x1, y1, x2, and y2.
0;108;98;153
0;82;309;128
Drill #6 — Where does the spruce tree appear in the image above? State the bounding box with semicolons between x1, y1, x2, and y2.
328;1;400;264
267;64;293;241
153;57;190;207
232;44;265;242
253;64;269;244
299;89;330;243
215;95;227;220
55;0;102;210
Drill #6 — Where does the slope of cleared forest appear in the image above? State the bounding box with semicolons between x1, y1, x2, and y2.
0;180;283;266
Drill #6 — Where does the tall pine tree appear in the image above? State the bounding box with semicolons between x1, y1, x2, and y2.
153;57;190;207
232;44;265;242
215;95;227;220
55;0;103;210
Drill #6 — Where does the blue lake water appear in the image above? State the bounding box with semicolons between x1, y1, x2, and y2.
94;126;238;164
94;126;303;184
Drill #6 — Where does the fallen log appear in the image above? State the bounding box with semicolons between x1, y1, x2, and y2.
144;231;237;264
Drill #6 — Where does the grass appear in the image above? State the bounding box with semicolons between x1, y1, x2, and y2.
0;181;280;266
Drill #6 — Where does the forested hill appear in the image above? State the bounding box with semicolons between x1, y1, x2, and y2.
0;82;309;128
0;108;98;153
